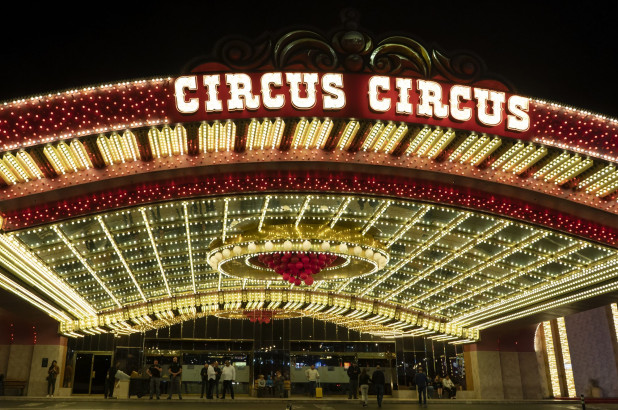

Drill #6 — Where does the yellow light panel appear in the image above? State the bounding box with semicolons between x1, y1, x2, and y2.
556;317;576;397
16;150;44;179
543;321;562;397
337;120;360;150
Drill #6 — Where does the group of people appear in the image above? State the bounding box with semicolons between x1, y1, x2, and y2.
345;363;386;408
432;374;457;399
256;371;289;397
413;368;457;407
198;359;236;400
50;357;458;405
104;357;236;400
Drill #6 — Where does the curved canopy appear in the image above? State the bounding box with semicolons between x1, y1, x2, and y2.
1;26;617;343
5;192;617;341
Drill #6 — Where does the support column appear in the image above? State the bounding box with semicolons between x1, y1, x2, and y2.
564;306;618;397
467;348;504;399
465;323;542;399
26;337;68;396
0;295;66;397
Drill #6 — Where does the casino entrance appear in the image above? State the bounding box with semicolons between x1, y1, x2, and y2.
65;316;465;397
70;352;112;395
2;9;618;402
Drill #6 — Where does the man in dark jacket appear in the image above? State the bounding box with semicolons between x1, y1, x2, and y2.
371;365;385;408
147;360;162;399
213;361;222;399
200;363;209;398
104;362;119;399
414;367;429;407
167;356;182;400
347;363;360;399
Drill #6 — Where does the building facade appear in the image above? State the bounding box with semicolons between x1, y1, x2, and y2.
1;15;618;399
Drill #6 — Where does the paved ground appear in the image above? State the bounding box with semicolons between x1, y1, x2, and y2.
0;397;615;410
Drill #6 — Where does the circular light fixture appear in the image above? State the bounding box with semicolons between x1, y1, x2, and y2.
207;224;389;285
216;309;305;321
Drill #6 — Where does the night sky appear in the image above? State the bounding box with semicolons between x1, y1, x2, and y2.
1;2;618;115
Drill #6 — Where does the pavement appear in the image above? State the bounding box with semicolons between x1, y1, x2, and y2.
0;396;617;410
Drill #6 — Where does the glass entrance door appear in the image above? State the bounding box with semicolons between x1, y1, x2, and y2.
73;353;93;394
91;355;111;394
72;353;112;395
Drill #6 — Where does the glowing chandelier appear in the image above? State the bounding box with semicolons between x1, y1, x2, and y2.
207;224;389;286
257;250;338;286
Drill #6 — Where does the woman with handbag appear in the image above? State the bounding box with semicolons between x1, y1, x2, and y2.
46;360;59;397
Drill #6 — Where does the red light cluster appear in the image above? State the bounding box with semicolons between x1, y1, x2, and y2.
3;171;616;246
0;81;171;151
258;252;337;286
0;79;616;164
245;310;273;324
531;104;618;160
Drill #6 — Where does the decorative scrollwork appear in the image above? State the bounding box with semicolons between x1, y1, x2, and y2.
187;8;504;89
273;30;338;71
369;36;432;77
431;49;484;84
332;30;373;72
216;36;272;71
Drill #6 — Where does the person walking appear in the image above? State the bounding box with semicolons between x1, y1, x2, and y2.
414;367;429;407
347;362;360;400
147;359;162;399
46;360;59;397
167;356;182;400
371;365;385;408
199;362;209;398
221;360;236;399
359;368;371;407
104;362;118;399
305;364;320;397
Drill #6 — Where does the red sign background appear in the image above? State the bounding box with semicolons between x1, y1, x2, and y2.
169;72;529;140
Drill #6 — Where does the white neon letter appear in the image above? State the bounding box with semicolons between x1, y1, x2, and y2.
174;76;198;114
395;78;413;114
203;75;223;112
322;73;345;110
449;85;472;121
226;73;260;111
286;73;319;109
368;76;391;112
474;88;506;126
417;80;448;118
261;72;285;110
507;95;530;131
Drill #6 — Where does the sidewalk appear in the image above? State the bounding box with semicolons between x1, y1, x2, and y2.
0;394;596;404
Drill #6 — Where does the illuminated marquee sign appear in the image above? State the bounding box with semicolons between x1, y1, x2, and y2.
173;72;529;137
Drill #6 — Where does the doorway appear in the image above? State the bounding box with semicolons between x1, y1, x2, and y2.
72;353;111;394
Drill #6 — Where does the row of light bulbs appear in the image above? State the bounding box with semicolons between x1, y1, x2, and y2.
208;239;388;270
9;192;616;326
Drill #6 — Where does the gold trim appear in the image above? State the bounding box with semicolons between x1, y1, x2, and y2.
216;309;305;320
207;223;389;281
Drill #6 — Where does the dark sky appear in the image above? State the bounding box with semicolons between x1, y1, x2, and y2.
2;1;618;115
